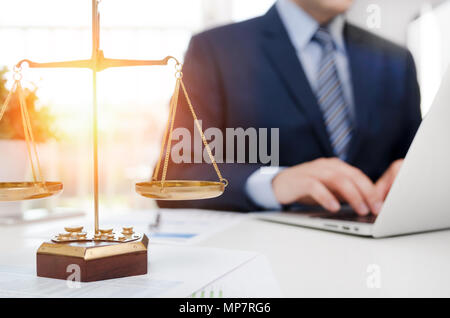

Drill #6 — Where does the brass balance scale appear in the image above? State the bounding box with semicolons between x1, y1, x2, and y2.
0;0;227;282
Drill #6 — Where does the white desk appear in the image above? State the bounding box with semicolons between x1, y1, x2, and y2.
197;217;450;297
1;212;450;297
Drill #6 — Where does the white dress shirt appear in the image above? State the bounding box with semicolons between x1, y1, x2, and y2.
245;0;354;210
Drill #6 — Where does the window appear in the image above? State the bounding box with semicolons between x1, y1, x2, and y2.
0;0;274;214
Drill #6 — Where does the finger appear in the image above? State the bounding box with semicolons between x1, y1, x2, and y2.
324;176;370;216
375;160;403;202
304;178;341;212
314;158;379;215
389;159;403;178
336;163;382;215
374;176;391;208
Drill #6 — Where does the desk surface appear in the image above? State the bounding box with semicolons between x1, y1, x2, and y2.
1;211;450;297
198;217;450;297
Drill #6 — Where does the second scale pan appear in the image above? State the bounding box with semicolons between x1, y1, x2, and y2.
0;182;63;201
136;180;225;200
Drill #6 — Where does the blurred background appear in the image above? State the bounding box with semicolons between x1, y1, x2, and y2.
0;0;449;218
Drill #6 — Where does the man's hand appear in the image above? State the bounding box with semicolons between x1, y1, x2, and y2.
374;159;404;205
272;158;384;215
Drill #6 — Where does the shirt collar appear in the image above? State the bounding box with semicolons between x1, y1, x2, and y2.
276;0;346;53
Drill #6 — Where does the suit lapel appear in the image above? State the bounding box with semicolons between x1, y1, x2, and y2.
344;24;382;163
260;7;335;156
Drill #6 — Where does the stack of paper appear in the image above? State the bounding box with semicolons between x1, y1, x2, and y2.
0;245;258;298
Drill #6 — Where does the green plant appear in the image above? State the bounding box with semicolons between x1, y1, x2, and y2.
0;67;58;142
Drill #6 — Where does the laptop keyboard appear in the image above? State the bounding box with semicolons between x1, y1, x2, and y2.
318;212;377;224
285;205;378;224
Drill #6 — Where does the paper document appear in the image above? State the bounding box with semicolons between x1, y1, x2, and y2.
0;245;257;298
191;255;282;298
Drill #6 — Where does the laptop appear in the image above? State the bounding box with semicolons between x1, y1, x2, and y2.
259;69;450;238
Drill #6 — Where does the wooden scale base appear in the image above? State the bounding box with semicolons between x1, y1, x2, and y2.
36;227;148;282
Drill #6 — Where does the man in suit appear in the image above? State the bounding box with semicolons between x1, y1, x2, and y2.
157;0;421;214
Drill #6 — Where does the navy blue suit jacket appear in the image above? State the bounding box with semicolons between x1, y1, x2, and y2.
157;6;422;212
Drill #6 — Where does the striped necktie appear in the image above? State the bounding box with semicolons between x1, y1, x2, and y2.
313;27;353;160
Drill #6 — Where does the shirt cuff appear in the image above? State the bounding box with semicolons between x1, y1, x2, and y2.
245;167;285;210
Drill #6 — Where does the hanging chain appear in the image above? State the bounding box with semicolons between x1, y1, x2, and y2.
179;79;228;186
0;82;16;123
17;81;45;184
152;72;179;182
0;67;46;184
160;77;180;188
152;65;181;185
153;62;228;188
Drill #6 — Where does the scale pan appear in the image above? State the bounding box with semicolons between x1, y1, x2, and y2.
0;182;63;201
135;180;225;200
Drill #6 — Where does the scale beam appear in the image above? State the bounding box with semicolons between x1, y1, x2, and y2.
15;55;179;72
